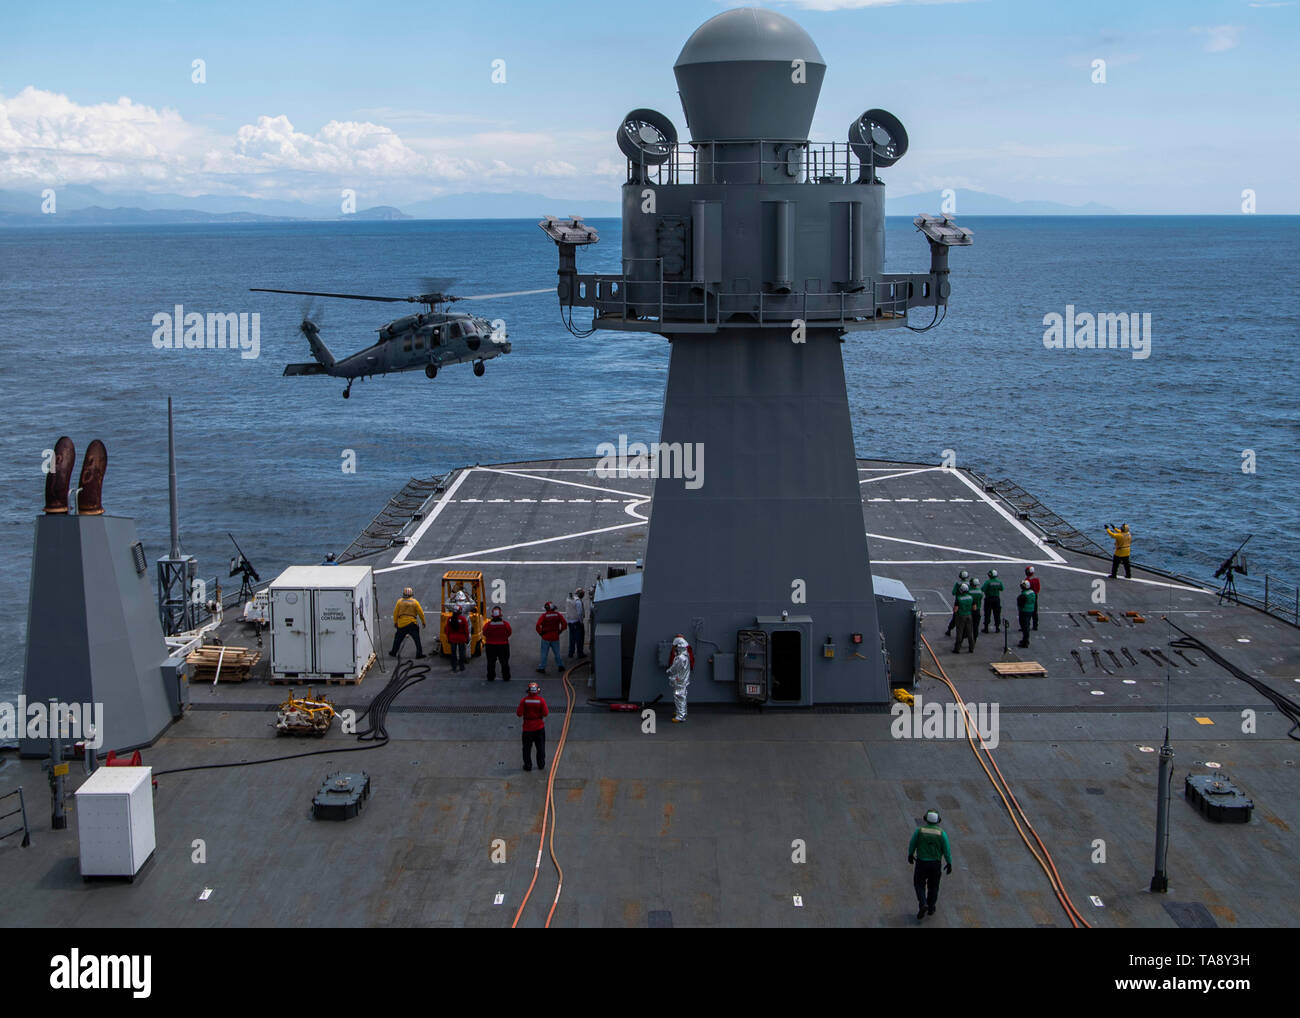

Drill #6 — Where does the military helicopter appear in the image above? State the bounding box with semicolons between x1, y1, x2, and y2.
250;282;550;398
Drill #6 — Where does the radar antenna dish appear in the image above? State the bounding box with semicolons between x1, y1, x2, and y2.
849;108;909;169
617;108;678;166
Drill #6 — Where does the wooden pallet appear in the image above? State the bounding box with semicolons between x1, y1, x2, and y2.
268;651;376;686
187;645;260;683
990;660;1047;677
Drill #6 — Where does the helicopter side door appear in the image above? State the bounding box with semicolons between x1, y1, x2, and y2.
440;320;468;365
382;329;404;371
407;328;426;369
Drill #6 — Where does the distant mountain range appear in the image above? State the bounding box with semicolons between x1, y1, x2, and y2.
884;190;1116;216
0;184;1113;226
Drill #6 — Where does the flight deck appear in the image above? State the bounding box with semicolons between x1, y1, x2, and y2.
2;458;1297;928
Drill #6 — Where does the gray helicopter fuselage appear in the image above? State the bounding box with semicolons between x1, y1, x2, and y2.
326;312;504;379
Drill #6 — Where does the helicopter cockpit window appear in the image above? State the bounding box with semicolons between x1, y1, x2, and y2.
447;322;463;339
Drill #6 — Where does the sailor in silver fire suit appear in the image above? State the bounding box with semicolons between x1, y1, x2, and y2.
667;635;691;723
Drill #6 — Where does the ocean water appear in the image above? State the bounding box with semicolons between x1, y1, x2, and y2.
1;216;1296;701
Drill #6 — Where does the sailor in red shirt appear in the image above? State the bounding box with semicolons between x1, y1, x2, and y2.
445;607;469;672
482;605;513;681
517;681;549;771
1025;566;1041;631
535;601;567;673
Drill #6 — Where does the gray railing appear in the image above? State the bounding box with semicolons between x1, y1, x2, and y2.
1262;575;1299;626
0;787;31;848
583;257;917;329
633;140;860;187
339;472;453;562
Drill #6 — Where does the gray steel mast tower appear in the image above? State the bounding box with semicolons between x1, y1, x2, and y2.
544;7;970;705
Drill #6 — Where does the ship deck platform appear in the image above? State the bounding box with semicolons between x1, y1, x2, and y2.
2;458;1297;928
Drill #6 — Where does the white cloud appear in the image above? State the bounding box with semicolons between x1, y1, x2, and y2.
532;159;579;177
1191;25;1242;52
227;115;430;175
0;88;618;203
0;86;204;185
593;157;628;178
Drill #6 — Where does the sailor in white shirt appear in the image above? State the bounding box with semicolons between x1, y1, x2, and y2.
565;590;587;659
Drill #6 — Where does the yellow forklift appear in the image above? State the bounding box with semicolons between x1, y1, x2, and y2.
439;569;486;657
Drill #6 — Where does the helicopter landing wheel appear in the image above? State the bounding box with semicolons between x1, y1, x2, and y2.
342;383;352;399
473;360;485;377
425;364;438;379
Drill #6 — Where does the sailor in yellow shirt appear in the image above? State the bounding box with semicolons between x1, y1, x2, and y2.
390;586;427;658
1106;523;1132;579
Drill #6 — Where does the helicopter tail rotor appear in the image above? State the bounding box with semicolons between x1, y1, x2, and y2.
294;318;336;370
299;298;327;331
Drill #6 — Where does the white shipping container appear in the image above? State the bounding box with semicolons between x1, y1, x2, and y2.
269;565;377;681
75;766;156;879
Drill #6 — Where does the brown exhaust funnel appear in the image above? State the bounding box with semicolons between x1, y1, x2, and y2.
77;439;107;516
43;436;75;514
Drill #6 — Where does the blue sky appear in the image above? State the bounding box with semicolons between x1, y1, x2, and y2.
2;0;1296;212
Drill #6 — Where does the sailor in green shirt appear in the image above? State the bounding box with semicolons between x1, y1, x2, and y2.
944;570;970;636
967;581;984;647
908;809;953;920
951;583;975;653
1017;580;1037;649
981;569;1004;633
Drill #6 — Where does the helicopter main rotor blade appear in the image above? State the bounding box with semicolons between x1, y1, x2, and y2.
419;276;458;295
457;288;553;301
250;287;407;303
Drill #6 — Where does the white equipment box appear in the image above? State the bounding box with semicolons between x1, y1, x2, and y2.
269;565;377;682
75;766;155;879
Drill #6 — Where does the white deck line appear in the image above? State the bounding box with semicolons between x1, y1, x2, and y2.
478;466;644;499
865;531;1028;561
483;467;654;474
946;468;1068;564
376;559;641;573
859;467;938;484
872;559;1057;566
435;520;646;563
486;466;916;473
1034;560;1210;593
391;468;471;564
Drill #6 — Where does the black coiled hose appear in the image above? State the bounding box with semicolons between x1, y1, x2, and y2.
1166;620;1300;741
154;658;430;777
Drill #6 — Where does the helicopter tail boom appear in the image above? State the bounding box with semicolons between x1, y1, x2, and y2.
296;320;336;372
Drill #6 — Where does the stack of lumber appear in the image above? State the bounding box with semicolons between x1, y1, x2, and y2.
187;644;260;683
989;660;1047;677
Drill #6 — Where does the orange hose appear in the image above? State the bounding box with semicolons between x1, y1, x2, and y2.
917;664;1065;917
543;661;579;927
511;658;586;928
919;635;1092;928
